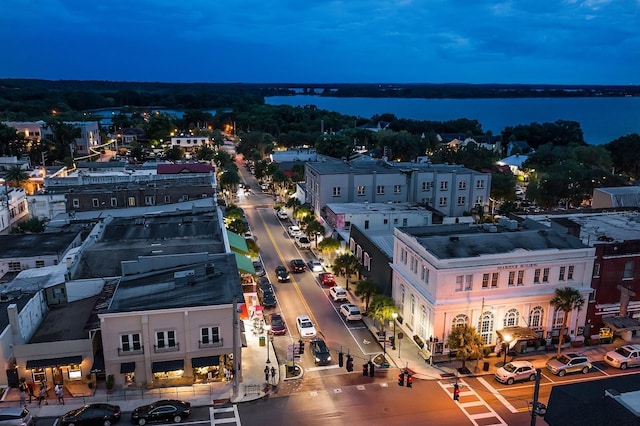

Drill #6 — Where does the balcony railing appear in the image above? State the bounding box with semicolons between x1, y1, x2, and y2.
154;343;180;353
199;339;223;349
118;346;144;356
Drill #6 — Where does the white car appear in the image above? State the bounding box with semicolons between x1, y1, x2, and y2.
604;344;640;369
308;260;323;272
295;235;311;249
277;210;288;220
329;286;347;302
296;315;317;338
495;360;536;385
339;304;362;321
288;225;301;237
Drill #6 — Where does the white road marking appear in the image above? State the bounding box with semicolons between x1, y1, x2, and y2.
477;377;519;414
210;405;242;426
439;379;508;426
305;364;341;372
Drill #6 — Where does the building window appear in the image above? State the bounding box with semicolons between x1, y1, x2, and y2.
440;181;448;191
421;181;432;191
400;249;407;264
35;260;45;268
394;185;401;194
491;272;498;288
623;261;634;279
200;326;221;347
421;266;429;283
452;314;469;328
508;271;515;287
482;273;490;288
68;364;82;379
455;275;463;292
92;198;99;207
504;308;520;327
8;262;21;272
357;186;365;195
419;306;428;341
110;197;117;207
156;330;177;350
383;219;388;225
559;266;566;281
394;218;399;224
593;263;600;278
567;265;574;280
476;180;484;189
529;306;544;329
465;275;472;291
145;196;155;206
534;269;541;284
332;187;341;197
120;333;142;353
164;195;171;203
400;285;405;313
479;312;494;344
457;196;466;206
377;186;384;195
517;270;524;286
364;220;369;230
32;368;46;383
475;196;483;205
72;199;80;208
409;295;416;328
456;275;472;291
128;197;136;207
364;253;371;271
439;197;447;207
458;180;467;190
553;310;564;328
542;268;549;283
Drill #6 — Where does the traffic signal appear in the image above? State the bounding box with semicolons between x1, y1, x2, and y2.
406;374;413;388
368;362;374;377
338;352;344;368
346;355;354;372
298;340;305;355
398;372;405;386
362;364;368;376
453;383;460;401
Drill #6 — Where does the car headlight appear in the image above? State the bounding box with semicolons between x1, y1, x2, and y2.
315;357;320;362
327;356;332;361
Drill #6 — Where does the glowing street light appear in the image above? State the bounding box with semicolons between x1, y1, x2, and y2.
502;333;512;366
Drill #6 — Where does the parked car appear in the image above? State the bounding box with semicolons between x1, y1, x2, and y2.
290;259;306;273
259;289;277;308
296;315;317;338
0;407;34;426
604;344;640;369
308;260;324;272
275;265;290;282
329;286;348;302
545;353;591;376
244;231;254;240
309;338;332;365
339;304;362;321
277;210;288;220
131;400;191;425
294;235;311;249
253;261;266;277
267;313;287;335
60;403;122;426
288;225;301;237
495;361;536;385
258;277;273;293
319;272;336;286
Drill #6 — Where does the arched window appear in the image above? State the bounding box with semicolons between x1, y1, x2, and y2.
400;285;405;315
529;306;544;329
479;311;495;344
419;305;428;340
452;314;469;328
409;295;416;328
504;308;520;327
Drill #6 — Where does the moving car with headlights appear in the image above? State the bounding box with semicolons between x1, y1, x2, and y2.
604;344;640;369
545;353;591;376
319;272;336;286
131;400;191;425
340;304;362;321
275;265;290;282
294;235;311;249
329;286;347;302
494;361;536;385
310;338;332;365
60;403;121;426
0;407;34;426
290;259;306;273
267;313;287;335
296;315;317;338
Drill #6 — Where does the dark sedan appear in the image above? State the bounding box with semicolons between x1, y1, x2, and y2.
131;400;191;425
290;259;306;273
275;265;290;282
61;403;121;426
267;313;287;335
310;338;332;365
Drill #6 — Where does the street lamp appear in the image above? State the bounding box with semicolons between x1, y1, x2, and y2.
392;312;398;350
265;324;272;364
502;333;512;366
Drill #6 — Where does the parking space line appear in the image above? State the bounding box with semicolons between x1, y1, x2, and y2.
477;377;519;414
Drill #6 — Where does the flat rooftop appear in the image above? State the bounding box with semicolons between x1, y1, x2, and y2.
107;254;243;313
306;158;478;175
0;232;79;259
327;202;429;215
29;295;99;343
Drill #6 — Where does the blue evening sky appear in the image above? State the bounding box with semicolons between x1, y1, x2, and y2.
1;0;638;84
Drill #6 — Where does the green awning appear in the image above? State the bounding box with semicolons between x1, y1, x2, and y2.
234;252;255;274
227;230;250;255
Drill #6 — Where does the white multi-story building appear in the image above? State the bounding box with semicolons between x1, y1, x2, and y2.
305;157;491;220
170;135;211;155
391;220;595;353
326;202;432;232
3;121;101;156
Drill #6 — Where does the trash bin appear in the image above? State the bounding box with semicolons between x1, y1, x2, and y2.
259;336;266;346
483;362;490;372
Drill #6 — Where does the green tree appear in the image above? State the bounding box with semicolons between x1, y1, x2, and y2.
43;120;81;163
304;219;325;247
285;197;302;217
4;165;29;188
354;278;377;312
227;218;248;235
164;146;184;162
196;145;216;161
317;237;341;266
550;287;585;356
368;294;397;332
0;123;20;157
605;134;640;180
11;217;47;234
332;253;362;291
446;324;485;370
143;113;176;144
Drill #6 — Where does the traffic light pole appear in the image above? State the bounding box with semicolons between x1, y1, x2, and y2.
531;369;542;426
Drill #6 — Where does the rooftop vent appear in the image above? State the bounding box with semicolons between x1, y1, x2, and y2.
450;236;459;242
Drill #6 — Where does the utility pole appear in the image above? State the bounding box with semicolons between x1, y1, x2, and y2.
530;368;546;425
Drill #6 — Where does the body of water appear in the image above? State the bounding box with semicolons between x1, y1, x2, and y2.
266;96;640;146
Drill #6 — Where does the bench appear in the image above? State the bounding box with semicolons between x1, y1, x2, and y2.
418;347;431;362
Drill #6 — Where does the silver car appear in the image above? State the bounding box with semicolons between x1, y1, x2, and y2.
545;353;591;376
495;361;536;385
0;407;34;426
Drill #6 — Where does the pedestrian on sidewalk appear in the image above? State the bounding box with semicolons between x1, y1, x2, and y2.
37;384;48;406
19;390;26;407
27;382;34;403
55;384;64;405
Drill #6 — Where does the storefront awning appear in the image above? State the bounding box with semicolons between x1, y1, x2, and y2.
152;359;184;373
191;356;220;368
603;316;640;332
26;355;83;369
120;362;136;374
91;351;104;373
234;252;255;274
227;230;250;255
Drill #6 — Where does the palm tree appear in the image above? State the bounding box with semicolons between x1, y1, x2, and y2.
550;287;585;356
354;279;377;312
304;219;325;247
5;165;29;188
332;253;361;291
285;197;302;216
368;294;397;332
446;324;485;371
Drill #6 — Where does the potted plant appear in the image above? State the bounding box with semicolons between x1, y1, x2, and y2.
106;374;115;393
